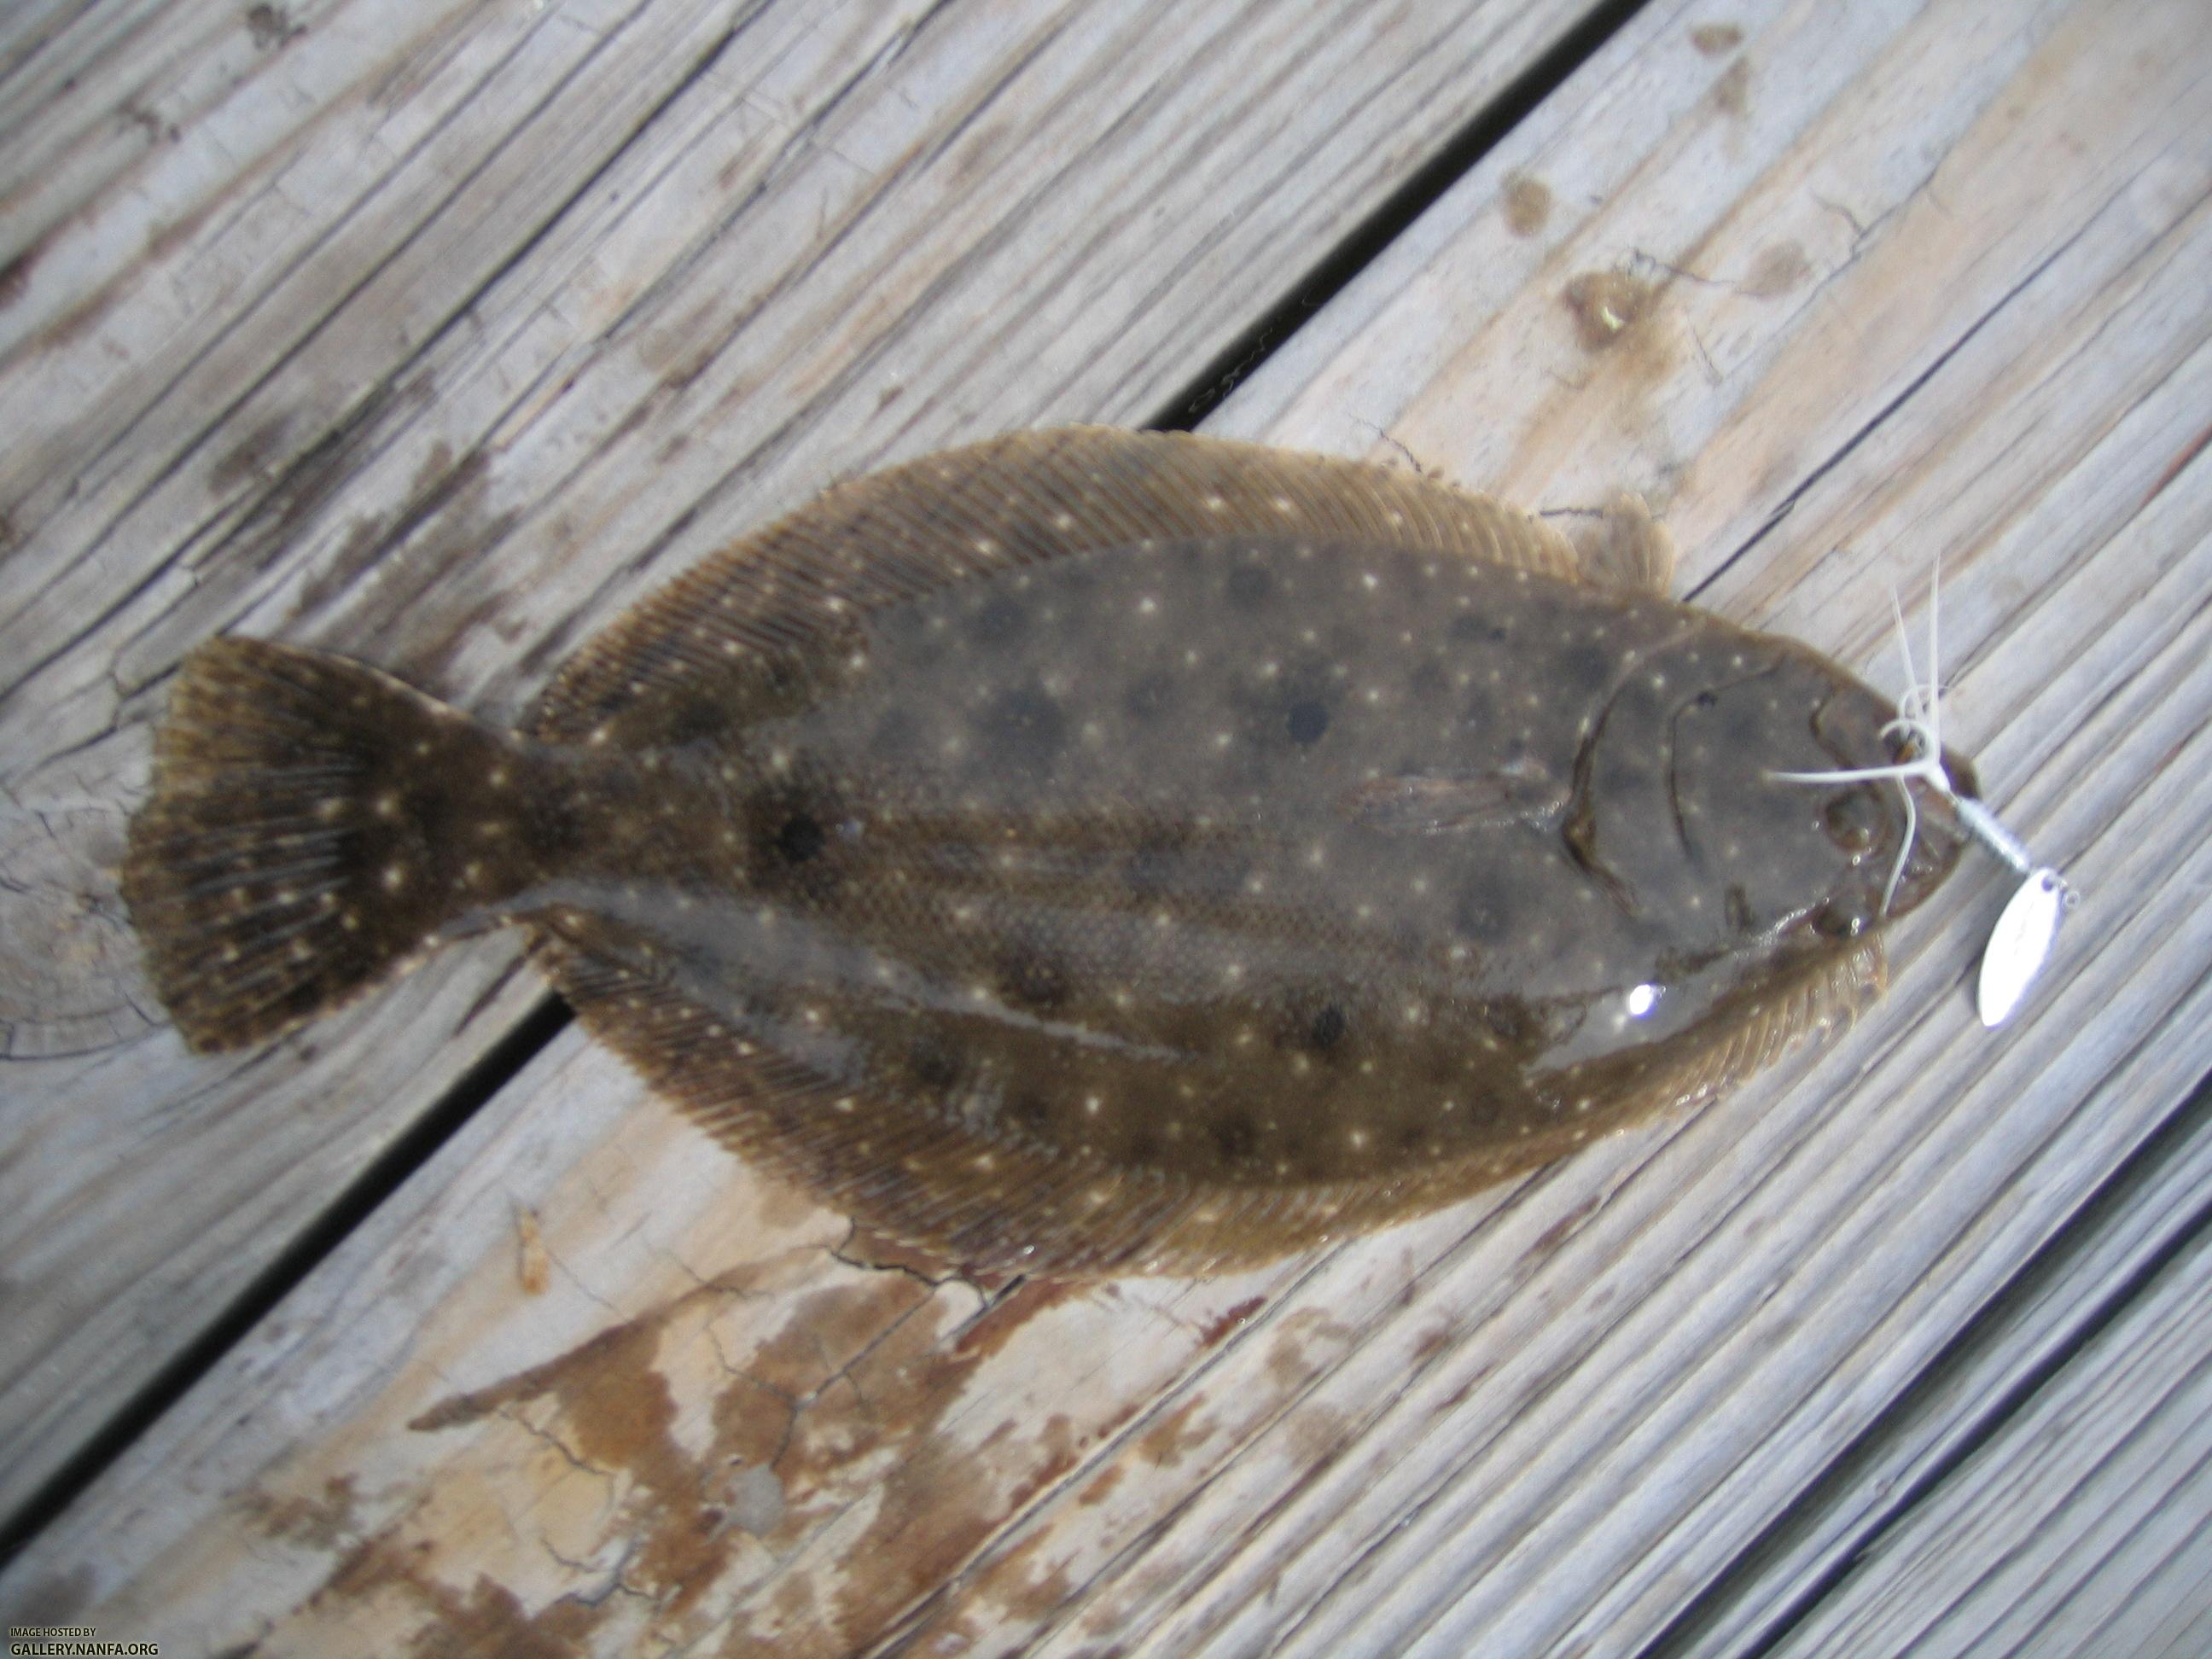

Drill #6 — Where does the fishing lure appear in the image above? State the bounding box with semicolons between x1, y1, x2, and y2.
124;428;2045;1274
1768;563;2074;1027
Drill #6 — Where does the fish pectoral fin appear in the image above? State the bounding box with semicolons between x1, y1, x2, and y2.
1342;762;1564;834
1568;492;1678;595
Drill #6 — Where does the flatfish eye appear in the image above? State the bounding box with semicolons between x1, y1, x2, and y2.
1813;891;1876;938
1823;788;1884;855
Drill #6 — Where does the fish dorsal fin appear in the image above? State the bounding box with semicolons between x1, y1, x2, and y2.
529;427;1583;741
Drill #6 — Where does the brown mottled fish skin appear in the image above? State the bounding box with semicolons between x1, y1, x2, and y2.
122;428;1975;1276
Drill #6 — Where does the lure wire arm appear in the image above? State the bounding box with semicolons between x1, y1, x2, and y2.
1763;560;2072;916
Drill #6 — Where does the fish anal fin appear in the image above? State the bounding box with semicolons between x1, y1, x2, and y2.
529;428;1586;742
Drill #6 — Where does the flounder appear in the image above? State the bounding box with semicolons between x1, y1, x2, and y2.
124;428;1975;1275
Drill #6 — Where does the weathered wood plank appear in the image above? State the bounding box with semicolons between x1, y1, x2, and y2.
1661;1063;2212;1653
0;0;1607;1525
1773;1223;2212;1657
7;0;2212;1651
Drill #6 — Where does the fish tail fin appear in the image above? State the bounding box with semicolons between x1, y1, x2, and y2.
122;637;515;1051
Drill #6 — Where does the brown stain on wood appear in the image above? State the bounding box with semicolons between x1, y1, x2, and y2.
1740;240;1812;298
407;1313;727;1610
311;1533;598;1657
981;1526;1081;1623
1264;1310;1351;1390
2145;422;2212;507
1691;22;1744;55
1562;271;1660;354
1503;172;1552;237
241;1475;360;1552
954;1276;1086;1359
1078;1459;1126;1506
1201;1294;1267;1347
514;1205;550;1295
1136;1396;1214;1470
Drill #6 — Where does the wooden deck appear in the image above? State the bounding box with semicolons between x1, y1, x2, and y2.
2;0;2208;1652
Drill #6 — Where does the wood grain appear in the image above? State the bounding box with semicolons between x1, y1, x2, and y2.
3;0;2210;1652
0;0;1605;1525
1774;1223;2212;1656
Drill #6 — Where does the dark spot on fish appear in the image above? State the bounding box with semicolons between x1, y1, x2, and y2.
1286;700;1330;745
1408;657;1450;700
665;696;731;747
1124;672;1175;723
776;814;825;864
1307;1004;1348;1051
1000;946;1070;1011
1005;1091;1054;1134
1224;565;1274;608
1691;21;1743;55
1454;871;1516;946
1554;639;1615;691
867;706;921;760
979;686;1068;765
1449;611;1513;647
969;594;1028;645
909;1039;961;1091
1208;1110;1258;1163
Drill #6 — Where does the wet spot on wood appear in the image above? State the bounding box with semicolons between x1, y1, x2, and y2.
1563;271;1659;352
1412;1318;1463;1363
1740;240;1810;298
212;415;294;495
1714;57;1751;118
1691;21;1743;55
952;1276;1084;1360
1502;172;1552;237
725;1462;787;1535
1527;1191;1604;1261
0;246;37;310
247;4;306;49
1286;1404;1348;1467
